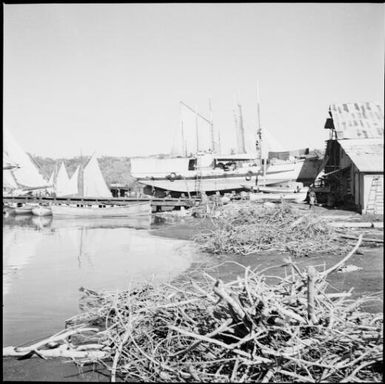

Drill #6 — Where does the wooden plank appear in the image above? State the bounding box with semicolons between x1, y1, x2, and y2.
340;235;383;243
329;222;383;228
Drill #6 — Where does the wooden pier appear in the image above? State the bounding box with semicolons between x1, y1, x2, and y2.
3;195;198;212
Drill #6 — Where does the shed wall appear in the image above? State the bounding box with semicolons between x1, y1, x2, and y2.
361;174;384;214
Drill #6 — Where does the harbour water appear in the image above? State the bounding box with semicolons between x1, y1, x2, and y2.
3;215;200;347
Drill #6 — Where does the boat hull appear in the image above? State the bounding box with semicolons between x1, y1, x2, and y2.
32;206;53;216
13;205;34;215
51;202;152;218
259;157;322;187
137;174;258;194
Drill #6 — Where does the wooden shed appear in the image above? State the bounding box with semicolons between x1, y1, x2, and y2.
322;102;383;214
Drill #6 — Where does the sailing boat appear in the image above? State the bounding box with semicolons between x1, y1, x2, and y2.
51;154;151;218
130;101;261;196
32;161;74;216
3;129;50;214
3;128;50;196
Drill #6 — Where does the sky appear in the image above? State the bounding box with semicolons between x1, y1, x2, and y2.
3;3;384;158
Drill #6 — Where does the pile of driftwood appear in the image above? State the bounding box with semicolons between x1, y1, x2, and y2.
3;237;383;382
194;201;353;257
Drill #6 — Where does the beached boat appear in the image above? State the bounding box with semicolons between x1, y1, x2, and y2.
132;101;262;195
132;153;260;195
32;206;52;216
132;98;322;196
255;156;322;188
51;202;151;218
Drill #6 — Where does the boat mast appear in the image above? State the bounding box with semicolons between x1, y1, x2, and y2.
256;83;266;185
179;101;212;154
237;102;246;153
233;106;239;153
181;121;187;157
195;105;199;153
179;103;187;156
79;149;84;197
208;98;215;153
217;124;222;155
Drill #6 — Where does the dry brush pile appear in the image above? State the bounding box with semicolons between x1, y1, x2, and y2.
194;202;352;257
3;237;383;382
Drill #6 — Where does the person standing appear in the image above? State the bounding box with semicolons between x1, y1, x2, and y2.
309;188;317;209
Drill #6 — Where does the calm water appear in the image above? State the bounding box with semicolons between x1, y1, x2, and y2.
3;214;199;347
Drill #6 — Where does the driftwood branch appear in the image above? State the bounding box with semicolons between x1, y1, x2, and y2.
319;235;363;279
340;234;383;243
3;345;107;359
307;266;317;324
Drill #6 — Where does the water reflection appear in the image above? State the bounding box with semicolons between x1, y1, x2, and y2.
3;214;196;347
31;215;53;229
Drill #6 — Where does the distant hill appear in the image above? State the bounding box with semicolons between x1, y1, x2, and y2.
31;155;136;187
31;148;325;187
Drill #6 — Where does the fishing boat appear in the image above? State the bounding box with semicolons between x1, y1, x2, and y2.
50;154;152;218
131;101;261;196
3;128;50;196
132;96;322;196
255;154;322;188
51;202;151;218
131;153;260;195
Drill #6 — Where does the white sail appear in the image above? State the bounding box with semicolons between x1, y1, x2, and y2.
55;162;71;197
48;172;54;185
3;152;19;170
45;171;55;194
66;166;80;196
3;128;48;189
3;170;19;190
82;154;112;198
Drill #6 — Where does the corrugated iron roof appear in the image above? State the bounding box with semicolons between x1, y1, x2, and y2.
339;138;383;173
327;102;384;139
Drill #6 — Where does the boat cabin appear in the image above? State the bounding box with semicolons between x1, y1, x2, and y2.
131;153;259;178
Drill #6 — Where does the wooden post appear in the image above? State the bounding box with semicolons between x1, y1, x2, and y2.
307;266;317;324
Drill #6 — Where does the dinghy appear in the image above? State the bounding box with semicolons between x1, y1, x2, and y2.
13;204;36;215
51;202;151;218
